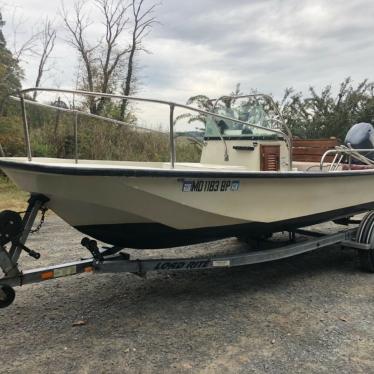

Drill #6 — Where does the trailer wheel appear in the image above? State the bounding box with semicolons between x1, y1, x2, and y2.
356;211;374;273
0;284;15;308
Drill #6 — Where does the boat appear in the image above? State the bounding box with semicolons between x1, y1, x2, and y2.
2;87;374;309
1;88;374;250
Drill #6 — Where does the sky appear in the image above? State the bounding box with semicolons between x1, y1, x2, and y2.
2;0;374;107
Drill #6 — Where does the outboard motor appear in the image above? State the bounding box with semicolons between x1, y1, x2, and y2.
344;122;374;162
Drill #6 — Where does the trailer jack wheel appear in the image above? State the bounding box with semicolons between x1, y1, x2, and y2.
355;211;374;273
0;284;15;308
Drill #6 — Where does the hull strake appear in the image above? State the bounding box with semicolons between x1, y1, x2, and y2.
76;202;374;248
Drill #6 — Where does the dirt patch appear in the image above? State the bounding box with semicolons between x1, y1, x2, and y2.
1;215;373;373
0;177;29;211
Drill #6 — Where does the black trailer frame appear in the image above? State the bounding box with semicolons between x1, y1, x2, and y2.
1;195;373;308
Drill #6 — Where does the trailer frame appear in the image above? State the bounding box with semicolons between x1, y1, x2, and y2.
0;195;373;308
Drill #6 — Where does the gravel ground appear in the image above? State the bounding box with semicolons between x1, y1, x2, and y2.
0;214;373;374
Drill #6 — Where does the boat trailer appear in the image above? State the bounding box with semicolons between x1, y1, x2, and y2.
0;195;373;308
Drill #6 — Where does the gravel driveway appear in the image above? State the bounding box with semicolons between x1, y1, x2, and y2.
0;214;373;373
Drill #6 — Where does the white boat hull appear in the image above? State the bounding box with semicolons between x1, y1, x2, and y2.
1;158;374;248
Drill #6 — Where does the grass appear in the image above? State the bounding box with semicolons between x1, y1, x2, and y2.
0;177;29;211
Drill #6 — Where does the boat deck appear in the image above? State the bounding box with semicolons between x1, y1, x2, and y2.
0;157;252;171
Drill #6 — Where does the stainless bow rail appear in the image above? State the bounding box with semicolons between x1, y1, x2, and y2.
9;88;291;169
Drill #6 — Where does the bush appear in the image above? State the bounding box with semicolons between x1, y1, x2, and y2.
0;102;202;163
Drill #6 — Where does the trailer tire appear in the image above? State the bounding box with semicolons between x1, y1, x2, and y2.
0;284;15;308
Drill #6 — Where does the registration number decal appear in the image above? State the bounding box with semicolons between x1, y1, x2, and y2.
182;180;240;192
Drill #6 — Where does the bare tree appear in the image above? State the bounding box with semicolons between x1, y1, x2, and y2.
96;0;131;112
8;6;39;64
62;0;131;114
120;0;158;119
33;19;57;100
62;0;98;112
1;6;58;98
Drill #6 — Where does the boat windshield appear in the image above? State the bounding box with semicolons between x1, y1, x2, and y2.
205;101;280;139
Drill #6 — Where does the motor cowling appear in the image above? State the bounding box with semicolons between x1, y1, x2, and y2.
344;122;374;161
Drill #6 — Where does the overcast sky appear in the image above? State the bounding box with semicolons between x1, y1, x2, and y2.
3;0;374;104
